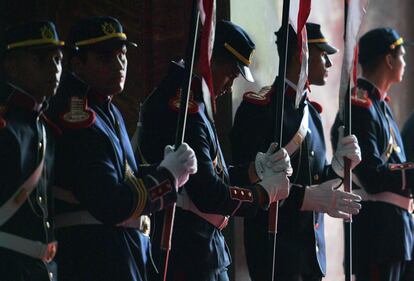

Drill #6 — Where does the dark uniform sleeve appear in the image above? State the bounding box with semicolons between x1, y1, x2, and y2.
67;128;174;225
0;129;20;204
184;118;261;217
352;107;411;194
231;100;271;166
402;112;414;162
231;99;317;210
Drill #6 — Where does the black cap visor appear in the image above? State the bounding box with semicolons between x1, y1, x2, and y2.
314;42;338;55
75;37;137;53
236;61;254;82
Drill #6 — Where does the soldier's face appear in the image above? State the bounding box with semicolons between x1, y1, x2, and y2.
390;46;406;83
308;45;332;86
211;59;240;97
75;44;128;96
4;48;63;101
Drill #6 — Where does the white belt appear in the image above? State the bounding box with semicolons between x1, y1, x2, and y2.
55;211;150;234
284;105;309;156
177;190;229;230
0;231;57;262
353;189;414;212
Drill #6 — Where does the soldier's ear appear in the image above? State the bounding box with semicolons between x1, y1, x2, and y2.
2;52;20;80
71;56;85;76
385;53;394;69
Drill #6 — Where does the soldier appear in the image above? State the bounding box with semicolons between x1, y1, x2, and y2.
230;23;362;281
332;28;414;281
47;16;197;281
138;20;292;281
0;22;64;281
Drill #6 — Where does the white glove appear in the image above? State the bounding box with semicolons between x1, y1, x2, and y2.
255;142;293;180
255;143;293;203
159;143;197;189
258;173;290;203
332;126;362;177
300;178;362;219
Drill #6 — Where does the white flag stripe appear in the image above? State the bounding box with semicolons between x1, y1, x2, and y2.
339;0;370;117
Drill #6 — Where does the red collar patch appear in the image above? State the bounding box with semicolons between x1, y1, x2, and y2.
0;105;7;128
8;90;43;113
384;95;391;103
309;100;323;113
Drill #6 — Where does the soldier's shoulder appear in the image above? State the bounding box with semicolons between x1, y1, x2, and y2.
351;87;373;109
168;88;199;114
242;86;272;106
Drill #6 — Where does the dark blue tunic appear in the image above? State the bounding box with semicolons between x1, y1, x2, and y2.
332;78;414;277
48;73;177;281
231;79;337;280
139;61;263;281
0;83;57;281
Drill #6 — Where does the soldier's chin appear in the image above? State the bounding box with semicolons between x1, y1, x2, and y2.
107;84;125;96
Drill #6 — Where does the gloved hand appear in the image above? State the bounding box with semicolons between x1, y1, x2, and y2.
332;126;362;177
255;143;293;203
159;143;197;189
255;142;293;180
300;178;362;219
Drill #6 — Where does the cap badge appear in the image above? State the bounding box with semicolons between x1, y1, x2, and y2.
41;25;54;40
102;22;116;35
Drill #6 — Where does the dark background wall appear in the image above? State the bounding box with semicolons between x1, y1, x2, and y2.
0;0;230;134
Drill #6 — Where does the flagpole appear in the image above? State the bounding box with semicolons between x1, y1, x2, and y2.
269;1;290;280
159;1;200;280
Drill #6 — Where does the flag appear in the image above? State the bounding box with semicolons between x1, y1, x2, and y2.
339;0;370;118
289;0;311;108
198;0;216;120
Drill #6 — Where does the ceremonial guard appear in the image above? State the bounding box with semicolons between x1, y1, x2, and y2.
138;20;292;281
47;17;197;281
0;22;64;281
332;28;414;281
231;23;362;281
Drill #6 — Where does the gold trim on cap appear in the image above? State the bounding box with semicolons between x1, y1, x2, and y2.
224;42;252;66
308;38;328;44
75;32;127;47
390;37;404;50
7;39;65;50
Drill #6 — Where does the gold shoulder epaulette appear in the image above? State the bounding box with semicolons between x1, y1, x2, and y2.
59;96;96;129
168;88;199;114
243;86;272;106
351;88;372;109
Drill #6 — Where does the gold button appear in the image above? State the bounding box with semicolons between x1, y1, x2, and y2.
233;190;237;194
38;142;43;149
241;191;245;196
310;151;315;157
38;196;42;203
313;174;319;181
316;244;319;252
49;272;53;279
248;192;252;197
46;221;50;228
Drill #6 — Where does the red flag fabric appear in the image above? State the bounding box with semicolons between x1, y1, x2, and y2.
198;0;216;119
290;0;311;108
